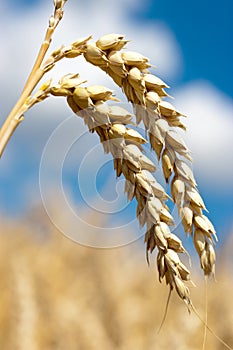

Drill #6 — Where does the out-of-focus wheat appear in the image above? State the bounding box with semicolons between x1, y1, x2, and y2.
0;215;232;350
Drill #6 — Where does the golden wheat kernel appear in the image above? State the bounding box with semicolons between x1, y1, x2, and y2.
160;207;174;225
123;144;142;161
110;64;128;78
108;50;125;65
147;204;161;224
60;74;85;89
207;243;216;267
73;86;89;99
165;249;180;266
86;85;113;101
200;250;209;271
63;49;82;58
107;68;124;87
193;215;216;241
84;43;108;66
138;206;147;227
159;101;185;118
157;252;167;280
140;169;155;184
114;158;122;177
186;188;207;211
178;262;191;280
128;67;145;90
93;110;110;126
124;128;147;144
171;176;185;201
143;73;169;89
163;147;175;166
96;33;125;50
85;43;103;58
126;157;142;173
193;228;206;254
173;275;190;301
109;124;126;138
149;134;163;160
175;160;197;186
162;153;173;183
159;221;171;237
167;234;184;253
166;129;188;152
168;119;187;131
146;92;160;110
108;106;133;124
94;101;110;114
71;35;92;48
135;89;147;105
181;206;193;231
154;225;168;249
49;86;71;96
152;182;169;201
135;173;152;195
201;214;216;236
148;197;163;213
155;118;169;135
67;96;80;114
139;155;156;172
125;181;135;201
121;51;149;66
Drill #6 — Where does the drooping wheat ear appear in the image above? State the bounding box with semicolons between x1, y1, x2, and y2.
44;74;192;306
0;0;217;297
82;33;217;277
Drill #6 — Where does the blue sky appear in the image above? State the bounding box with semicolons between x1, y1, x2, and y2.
0;0;232;247
6;0;233;96
139;0;233;97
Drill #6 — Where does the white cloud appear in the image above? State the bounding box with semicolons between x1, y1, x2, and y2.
174;81;233;189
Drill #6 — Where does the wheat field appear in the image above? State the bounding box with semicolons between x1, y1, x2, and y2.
0;209;232;350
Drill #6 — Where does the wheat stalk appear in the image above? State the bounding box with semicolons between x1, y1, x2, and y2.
0;1;217;305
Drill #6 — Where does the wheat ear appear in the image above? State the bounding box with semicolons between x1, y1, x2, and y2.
40;74;192;306
82;34;217;277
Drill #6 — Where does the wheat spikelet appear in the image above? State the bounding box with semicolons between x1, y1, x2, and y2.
82;33;217;277
44;75;192;305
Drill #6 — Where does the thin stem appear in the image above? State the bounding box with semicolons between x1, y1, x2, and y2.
22;29;52;94
0;2;66;157
0;69;44;157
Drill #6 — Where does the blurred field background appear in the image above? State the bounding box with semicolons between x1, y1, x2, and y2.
0;208;233;350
